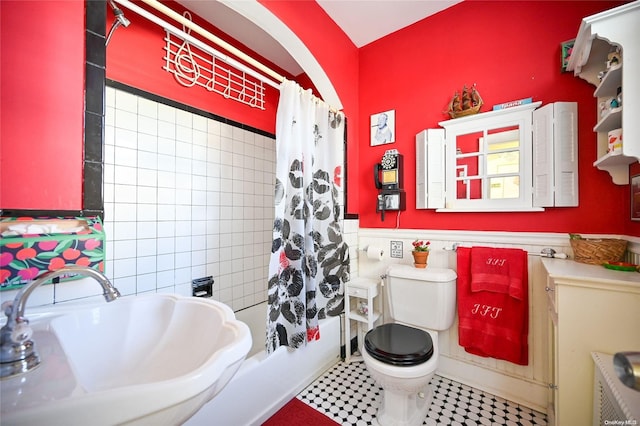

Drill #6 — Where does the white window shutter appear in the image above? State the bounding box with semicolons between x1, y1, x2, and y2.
533;104;554;207
532;102;578;207
553;102;579;207
416;129;445;209
427;129;446;209
416;130;428;209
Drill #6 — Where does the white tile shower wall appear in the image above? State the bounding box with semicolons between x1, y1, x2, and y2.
102;87;276;311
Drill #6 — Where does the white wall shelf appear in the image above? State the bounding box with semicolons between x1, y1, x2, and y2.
593;107;621;133
593;63;621;97
593;151;637;185
567;1;640;184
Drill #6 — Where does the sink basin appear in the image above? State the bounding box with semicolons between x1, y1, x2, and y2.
0;294;251;425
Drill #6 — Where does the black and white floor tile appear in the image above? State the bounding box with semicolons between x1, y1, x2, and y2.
298;360;548;426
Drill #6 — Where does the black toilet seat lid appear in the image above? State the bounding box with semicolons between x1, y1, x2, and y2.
364;323;433;366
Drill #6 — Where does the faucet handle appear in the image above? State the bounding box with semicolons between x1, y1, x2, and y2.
11;321;33;344
2;301;13;317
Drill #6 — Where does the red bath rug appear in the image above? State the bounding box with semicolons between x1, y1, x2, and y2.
262;397;339;426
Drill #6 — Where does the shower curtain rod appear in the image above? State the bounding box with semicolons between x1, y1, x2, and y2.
113;0;283;90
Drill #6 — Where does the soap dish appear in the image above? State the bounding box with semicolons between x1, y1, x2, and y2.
603;261;639;272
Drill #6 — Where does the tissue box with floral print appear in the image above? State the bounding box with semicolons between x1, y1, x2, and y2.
0;216;105;290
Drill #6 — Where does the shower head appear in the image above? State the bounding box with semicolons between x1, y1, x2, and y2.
115;11;130;28
109;0;130;27
114;9;130;27
106;0;130;45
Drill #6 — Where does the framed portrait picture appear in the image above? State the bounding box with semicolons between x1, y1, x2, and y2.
561;39;575;73
370;110;395;146
631;175;640;220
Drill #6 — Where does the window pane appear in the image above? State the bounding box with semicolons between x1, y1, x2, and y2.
454;127;522;202
457;177;482;199
489;140;519;151
486;128;520;200
456;131;483;200
487;151;519;175
456;131;483;154
456;154;481;200
487;127;519;147
456;155;480;178
489;176;520;199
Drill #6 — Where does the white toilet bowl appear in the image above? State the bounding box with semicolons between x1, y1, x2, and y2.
362;324;439;426
361;265;457;426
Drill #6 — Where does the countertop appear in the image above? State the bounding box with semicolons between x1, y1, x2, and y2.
541;257;640;288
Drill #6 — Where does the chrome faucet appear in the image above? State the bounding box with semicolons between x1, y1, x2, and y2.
0;266;121;378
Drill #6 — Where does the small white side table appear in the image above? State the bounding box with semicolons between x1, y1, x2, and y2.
344;277;381;363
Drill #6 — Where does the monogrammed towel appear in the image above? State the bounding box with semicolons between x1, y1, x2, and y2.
457;247;529;365
470;246;527;300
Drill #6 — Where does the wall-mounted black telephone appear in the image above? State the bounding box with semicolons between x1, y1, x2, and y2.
374;149;406;221
374;149;403;190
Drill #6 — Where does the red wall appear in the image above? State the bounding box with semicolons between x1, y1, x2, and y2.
258;0;361;215
2;0;638;237
357;0;638;235
106;1;286;134
1;0;85;210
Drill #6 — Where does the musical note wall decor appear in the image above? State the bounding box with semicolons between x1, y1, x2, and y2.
163;12;266;110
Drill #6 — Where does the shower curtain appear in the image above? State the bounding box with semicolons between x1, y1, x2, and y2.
266;80;350;353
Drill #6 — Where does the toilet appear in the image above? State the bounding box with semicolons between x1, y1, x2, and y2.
361;264;457;426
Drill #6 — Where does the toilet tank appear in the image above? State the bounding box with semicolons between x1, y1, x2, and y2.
386;264;457;331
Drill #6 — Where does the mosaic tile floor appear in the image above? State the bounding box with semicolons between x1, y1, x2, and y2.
298;360;548;426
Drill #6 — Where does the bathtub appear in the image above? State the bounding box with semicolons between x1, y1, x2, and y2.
184;301;341;426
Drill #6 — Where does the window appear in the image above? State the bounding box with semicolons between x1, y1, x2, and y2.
456;127;522;201
416;102;578;212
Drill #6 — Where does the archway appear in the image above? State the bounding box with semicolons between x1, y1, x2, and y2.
219;0;343;110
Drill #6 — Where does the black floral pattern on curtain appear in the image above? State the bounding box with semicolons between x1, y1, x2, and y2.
267;80;349;353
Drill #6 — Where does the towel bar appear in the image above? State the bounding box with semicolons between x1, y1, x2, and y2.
443;244;568;259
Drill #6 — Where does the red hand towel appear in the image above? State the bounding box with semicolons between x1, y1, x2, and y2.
470;246;526;300
457;247;529;365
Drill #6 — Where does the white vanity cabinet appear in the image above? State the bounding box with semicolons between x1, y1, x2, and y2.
541;258;640;426
567;1;640;184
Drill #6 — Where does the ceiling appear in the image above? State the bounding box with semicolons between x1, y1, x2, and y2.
175;0;462;76
317;0;462;47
